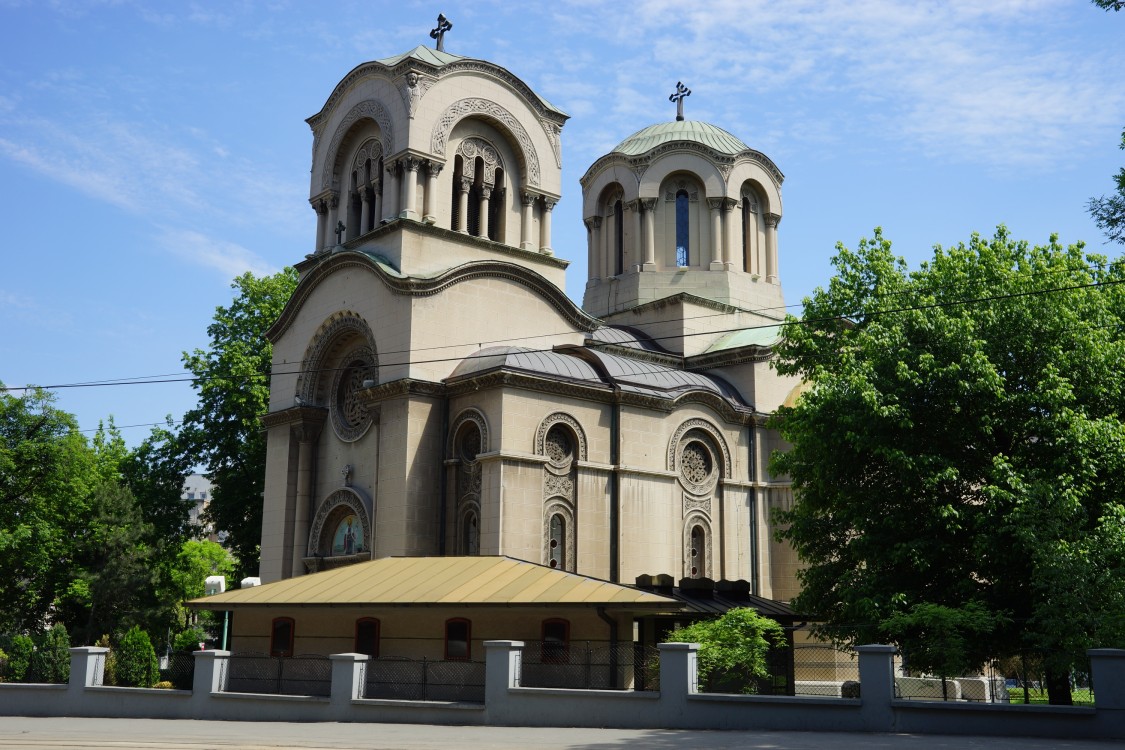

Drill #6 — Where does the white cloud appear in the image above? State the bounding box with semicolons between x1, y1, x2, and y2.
157;227;278;279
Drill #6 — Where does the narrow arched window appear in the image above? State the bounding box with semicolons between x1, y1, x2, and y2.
450;155;464;231
614;199;624;275
463;509;480;556
548;513;565;569
488;167;505;242
689;525;706;579
445;618;471;661
355;618;380;657
675;190;690;266
270;617;294;657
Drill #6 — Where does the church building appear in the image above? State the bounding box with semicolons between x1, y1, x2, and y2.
197;17;806;661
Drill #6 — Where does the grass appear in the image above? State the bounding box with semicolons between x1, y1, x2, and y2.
1006;687;1094;706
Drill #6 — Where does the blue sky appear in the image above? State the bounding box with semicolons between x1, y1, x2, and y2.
1;0;1123;444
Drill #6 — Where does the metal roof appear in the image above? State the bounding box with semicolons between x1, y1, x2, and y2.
613;121;750;157
447;346;606;385
189;556;681;611
588;325;669;353
375;44;465;68
703;325;783;354
581;349;746;404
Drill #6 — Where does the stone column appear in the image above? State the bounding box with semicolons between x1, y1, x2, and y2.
68;646;108;693
484;640;524;723
291;414;325;579
479;185;492;239
329;653;367;714
400;157;420;220
765;212;781;283
457;177;471;233
423;161;442;224
191;650;230;712
707;198;723;270
1089;648;1125;710
371;178;382;227
640;198;657;270
358;189;370;236
657;642;697;717
312;199;328;253
583;217;600;281
383;161;400;222
520;192;536;250
722;198;738;270
326;193;340;246
539;198;556;255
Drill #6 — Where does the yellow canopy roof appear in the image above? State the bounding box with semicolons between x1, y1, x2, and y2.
189;556;682;612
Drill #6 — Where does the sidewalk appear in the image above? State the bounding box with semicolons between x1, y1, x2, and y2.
0;717;1118;750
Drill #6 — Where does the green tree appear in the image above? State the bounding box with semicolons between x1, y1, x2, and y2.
771;227;1125;704
0;386;99;632
115;626;159;688
166;540;235;629
5;635;33;682
120;419;194;548
1089;129;1125;246
28;623;71;684
1092;1;1123;12
666;609;787;693
180;268;298;576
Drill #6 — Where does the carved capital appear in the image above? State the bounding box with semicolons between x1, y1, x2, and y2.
706;197;724;211
542;198;557;212
426;160;443;177
329;194;340;210
459;176;473;193
404;156;421;172
521;191;537;207
583;215;603;231
311;199;328;215
766;212;781;228
721;197;738;211
640;198;658;211
480;185;493;200
623;199;639;212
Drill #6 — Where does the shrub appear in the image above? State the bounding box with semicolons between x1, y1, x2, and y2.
0;647;8;681
115;627;159;688
6;635;34;682
95;634;116;686
153;680;175;690
666;608;787;694
29;623;70;683
173;627;206;653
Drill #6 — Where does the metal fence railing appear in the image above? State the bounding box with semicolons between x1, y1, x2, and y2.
695;644;859;697
222;653;331;697
362;657;485;702
517;641;659;691
891;654;1095;705
159;651;195;690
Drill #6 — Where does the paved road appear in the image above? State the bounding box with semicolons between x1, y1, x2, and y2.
0;717;1118;750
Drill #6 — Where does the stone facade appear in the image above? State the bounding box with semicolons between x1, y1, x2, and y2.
259;38;803;603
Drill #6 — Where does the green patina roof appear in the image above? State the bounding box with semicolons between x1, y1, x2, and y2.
375;44;465;68
372;46;567;117
704;325;782;353
613;120;750;157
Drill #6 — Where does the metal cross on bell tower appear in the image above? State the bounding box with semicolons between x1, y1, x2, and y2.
669;82;691;122
430;13;452;52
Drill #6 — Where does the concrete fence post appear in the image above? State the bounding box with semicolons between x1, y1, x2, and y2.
1089;649;1125;709
657;642;698;722
483;640;523;725
856;644;897;733
329;653;366;716
191;649;229;712
67;647;108;694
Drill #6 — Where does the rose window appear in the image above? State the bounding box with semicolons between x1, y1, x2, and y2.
545;425;573;464
330;353;375;441
680;441;713;485
460;424;481;462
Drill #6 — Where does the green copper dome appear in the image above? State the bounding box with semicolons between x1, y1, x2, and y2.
612;121;750;157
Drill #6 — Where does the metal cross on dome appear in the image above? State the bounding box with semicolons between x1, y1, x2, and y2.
430;13;452;52
669;82;691;121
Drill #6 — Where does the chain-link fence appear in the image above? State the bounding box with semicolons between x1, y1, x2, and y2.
891;653;1094;705
362;657;485;702
517;641;659;691
695;644;859;697
158;651;195;690
222;652;331;697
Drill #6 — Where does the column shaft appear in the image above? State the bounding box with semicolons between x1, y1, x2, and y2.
641;198;657;270
766;213;781;283
359;191;370;236
479;185;492;238
707;198;723;270
401;158;419;220
722;198;738;270
539;199;556;255
520;193;535;250
383;163;400;221
423;162;441;224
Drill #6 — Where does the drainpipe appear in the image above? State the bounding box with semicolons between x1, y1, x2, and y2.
438;396;449;555
610;388;621;583
749;420;759;596
597;606;619;689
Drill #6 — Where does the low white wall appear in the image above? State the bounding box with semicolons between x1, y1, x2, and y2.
0;644;1122;740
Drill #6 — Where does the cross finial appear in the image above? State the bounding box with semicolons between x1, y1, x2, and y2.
430;13;452;52
669;81;691;121
335;220;346;244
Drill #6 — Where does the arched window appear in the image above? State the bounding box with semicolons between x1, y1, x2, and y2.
445;618;471;661
675;190;690;266
270;617;294;657
355;618;380;657
542;618;570;663
488;167;505;242
613;199;624;275
462;508;480;556
548;513;565;569
688;524;707;579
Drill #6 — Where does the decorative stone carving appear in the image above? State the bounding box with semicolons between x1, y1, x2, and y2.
430;98;541;187
542;499;576;572
321;100;395;192
330;345;377;442
308;487;371;557
350;139;383;181
544;471;573;498
457;137;503;184
683;513;713;579
398;71;434;118
683;491;712;516
541;119;562;168
296;312;378;406
534;412;588;462
449;408;489;458
667;418;731;478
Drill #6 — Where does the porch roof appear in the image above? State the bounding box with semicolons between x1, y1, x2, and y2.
188;556;683;612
